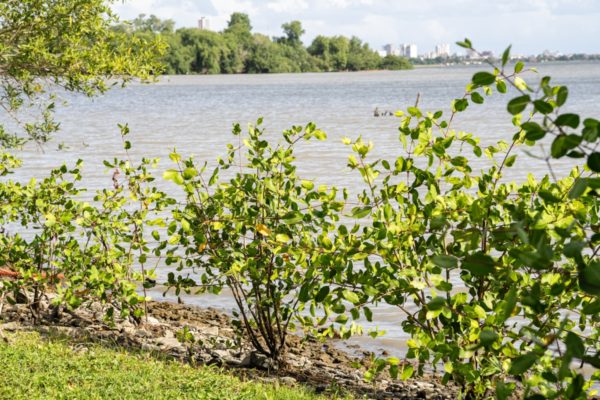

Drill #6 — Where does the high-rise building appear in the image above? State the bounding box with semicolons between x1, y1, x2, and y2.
404;44;418;58
383;44;401;56
198;17;210;30
434;43;450;58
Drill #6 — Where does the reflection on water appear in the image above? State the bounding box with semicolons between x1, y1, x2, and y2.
4;62;600;356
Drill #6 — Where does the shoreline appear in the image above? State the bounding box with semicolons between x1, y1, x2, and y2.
0;297;456;400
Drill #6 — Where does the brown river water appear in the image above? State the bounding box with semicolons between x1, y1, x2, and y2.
5;61;600;356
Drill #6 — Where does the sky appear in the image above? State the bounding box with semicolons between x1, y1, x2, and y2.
112;0;600;55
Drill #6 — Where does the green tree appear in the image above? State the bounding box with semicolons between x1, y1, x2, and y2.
0;0;165;147
279;20;305;47
224;12;252;38
379;54;412;70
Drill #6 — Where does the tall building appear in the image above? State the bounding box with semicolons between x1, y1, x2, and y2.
198;17;210;30
403;44;418;58
434;43;450;58
383;44;401;56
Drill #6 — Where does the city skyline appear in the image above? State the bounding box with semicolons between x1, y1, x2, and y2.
112;0;600;55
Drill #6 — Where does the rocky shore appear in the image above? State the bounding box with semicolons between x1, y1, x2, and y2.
0;298;457;400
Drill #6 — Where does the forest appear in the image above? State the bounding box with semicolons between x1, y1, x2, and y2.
113;13;413;74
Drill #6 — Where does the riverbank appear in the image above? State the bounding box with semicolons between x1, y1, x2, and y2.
0;297;455;399
0;330;339;400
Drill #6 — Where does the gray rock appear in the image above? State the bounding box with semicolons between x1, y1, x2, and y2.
0;322;20;331
280;376;297;386
155;337;182;350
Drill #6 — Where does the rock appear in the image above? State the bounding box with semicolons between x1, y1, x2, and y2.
135;329;150;338
144;316;161;326
280;376;296;386
155;337;182;350
202;325;219;336
0;322;20;331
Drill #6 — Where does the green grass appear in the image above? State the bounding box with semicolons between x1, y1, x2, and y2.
0;331;344;400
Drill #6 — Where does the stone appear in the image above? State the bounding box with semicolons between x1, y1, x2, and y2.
144;316;161;326
0;322;19;331
156;337;182;350
280;376;297;386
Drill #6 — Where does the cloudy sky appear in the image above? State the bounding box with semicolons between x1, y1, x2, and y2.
112;0;600;55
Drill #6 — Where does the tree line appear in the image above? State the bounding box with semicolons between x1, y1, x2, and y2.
113;13;412;74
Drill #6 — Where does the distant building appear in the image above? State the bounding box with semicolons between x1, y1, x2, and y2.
383;44;401;56
434;43;451;58
404;44;418;58
198;17;210;30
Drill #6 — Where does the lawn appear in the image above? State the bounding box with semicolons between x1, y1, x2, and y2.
0;330;347;400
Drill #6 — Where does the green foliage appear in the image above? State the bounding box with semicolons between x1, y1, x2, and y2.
122;14;412;75
0;0;165;147
162;121;361;362
342;40;599;398
0;129;172;322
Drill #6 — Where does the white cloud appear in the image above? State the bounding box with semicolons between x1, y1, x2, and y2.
267;0;309;13
111;0;600;53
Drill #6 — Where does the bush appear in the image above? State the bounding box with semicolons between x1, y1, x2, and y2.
344;42;600;398
162;121;360;363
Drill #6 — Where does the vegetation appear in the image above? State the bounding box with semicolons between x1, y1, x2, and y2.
115;13;412;75
0;0;165;148
1;2;599;397
0;331;336;400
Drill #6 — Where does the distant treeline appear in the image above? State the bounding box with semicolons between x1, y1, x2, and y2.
114;13;412;74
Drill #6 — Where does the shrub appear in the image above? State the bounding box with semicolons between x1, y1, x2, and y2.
162;120;362;363
344;42;599;398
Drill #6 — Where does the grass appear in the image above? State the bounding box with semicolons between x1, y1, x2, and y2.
0;330;348;400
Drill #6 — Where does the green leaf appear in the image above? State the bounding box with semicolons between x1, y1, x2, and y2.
501;288;517;322
275;233;290;243
514;61;525;73
456;39;472;49
568;178;588;199
432;255;458;269
453;98;469;112
551;134;582;158
587;152;600;173
496;381;515;400
505;154;517;167
556;86;569;106
496;80;507;94
502;45;511;66
163;169;180;182
182;168;197;180
479;329;499;346
507;95;531;115
343;290;361;305
428;296;446;311
364;306;373;322
554;113;580;129
582;300;600;315
351;206;372;219
283;211;303;224
124;140;131;150
315;286;329;303
533;100;553;115
301;180;314;190
471;92;484;104
472;72;496;86
401;364;414;380
509;352;538;375
462;254;495;277
565;332;584;358
521;122;546;141
579;261;600;296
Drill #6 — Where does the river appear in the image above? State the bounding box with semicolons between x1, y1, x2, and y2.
5;61;600;356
